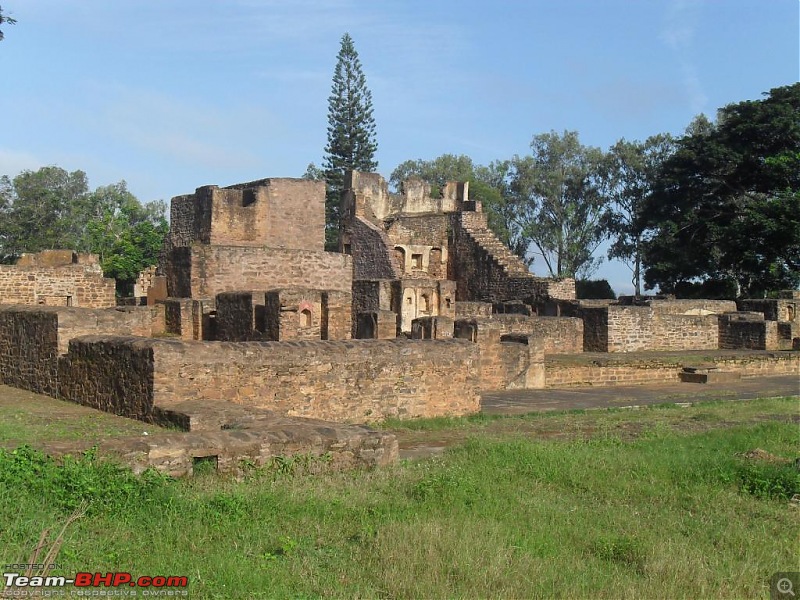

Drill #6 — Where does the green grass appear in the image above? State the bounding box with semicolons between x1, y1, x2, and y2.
1;399;798;599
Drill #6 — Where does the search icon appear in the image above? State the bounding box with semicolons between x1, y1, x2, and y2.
778;578;795;597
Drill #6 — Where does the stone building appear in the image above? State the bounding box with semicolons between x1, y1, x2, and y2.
340;170;575;336
0;250;116;308
158;178;353;341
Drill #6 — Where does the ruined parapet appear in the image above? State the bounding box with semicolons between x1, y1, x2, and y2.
718;312;779;350
0;251;115;308
342;170;470;224
167;178;326;251
411;316;454;339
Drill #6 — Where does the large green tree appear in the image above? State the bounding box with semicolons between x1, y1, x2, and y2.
0;167;168;289
602;134;675;297
642;84;800;297
323;33;378;250
506;130;610;278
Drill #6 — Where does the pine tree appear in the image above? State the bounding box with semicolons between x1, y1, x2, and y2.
323;33;378;250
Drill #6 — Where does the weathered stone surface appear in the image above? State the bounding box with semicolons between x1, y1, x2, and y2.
0;251;115;308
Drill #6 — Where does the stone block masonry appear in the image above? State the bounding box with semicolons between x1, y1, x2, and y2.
151;338;480;422
0;305;160;397
167;245;353;299
0;251;116;308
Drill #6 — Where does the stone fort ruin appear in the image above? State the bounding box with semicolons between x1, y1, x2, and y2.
0;170;797;475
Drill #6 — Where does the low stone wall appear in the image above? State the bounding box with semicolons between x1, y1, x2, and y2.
545;351;799;387
59;336;155;421
0;306;159;396
719;313;779;350
149;338;480;422
453;315;582;390
582;305;719;352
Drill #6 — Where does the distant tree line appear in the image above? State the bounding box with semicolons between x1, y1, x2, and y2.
312;36;797;298
383;84;800;298
0;167;168;292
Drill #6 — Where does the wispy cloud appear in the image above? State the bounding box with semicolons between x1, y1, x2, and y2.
661;0;708;114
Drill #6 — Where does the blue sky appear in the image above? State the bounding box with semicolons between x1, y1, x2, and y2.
0;0;797;293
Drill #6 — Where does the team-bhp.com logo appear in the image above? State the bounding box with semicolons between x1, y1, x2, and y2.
3;572;188;595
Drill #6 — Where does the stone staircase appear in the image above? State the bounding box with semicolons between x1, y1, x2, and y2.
458;214;532;278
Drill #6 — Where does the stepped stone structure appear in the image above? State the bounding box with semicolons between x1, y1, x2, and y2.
341;170;575;336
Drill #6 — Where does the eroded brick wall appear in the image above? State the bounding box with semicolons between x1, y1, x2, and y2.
150;338;480;422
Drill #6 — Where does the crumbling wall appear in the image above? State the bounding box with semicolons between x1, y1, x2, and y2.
150;338;480;422
0;255;116;308
719;313;779;350
0;306;157;396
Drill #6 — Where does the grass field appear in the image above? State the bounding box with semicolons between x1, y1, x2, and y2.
1;396;798;599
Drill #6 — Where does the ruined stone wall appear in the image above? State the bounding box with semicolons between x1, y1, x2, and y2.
719;314;779;350
58;336;155;421
454;315;582;390
545;351;799;387
0;263;116;308
581;306;719;352
0;306;157;396
647;299;737;314
223;179;326;251
168;245;353;299
738;299;798;322
0;307;59;396
168;179;326;252
215;292;262;341
265;289;323;341
322;291;352;341
150;338;480;422
580;306;609;351
345;217;400;280
455;302;493;318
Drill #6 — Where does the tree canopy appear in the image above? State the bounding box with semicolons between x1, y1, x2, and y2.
323;33;378;250
505;131;611;278
0;166;168;289
642;83;800;297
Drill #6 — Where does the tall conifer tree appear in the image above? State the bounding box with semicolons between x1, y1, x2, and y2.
323;33;378;250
